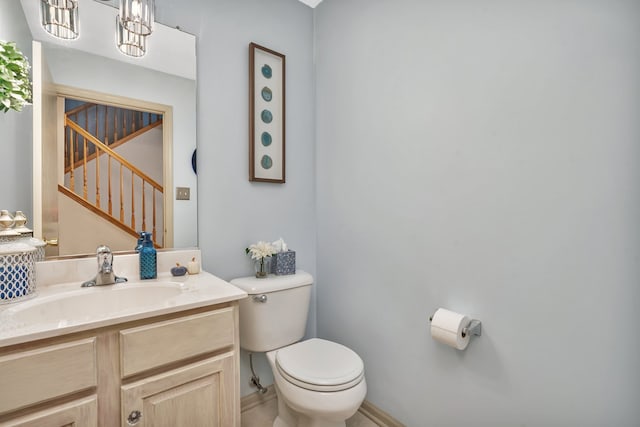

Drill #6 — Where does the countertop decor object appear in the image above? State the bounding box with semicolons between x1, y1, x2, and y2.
270;238;295;275
187;257;200;275
246;241;277;278
0;210;19;240
171;263;187;276
0;242;36;304
12;211;30;234
139;232;157;279
273;250;296;275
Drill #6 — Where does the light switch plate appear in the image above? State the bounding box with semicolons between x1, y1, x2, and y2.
176;187;190;200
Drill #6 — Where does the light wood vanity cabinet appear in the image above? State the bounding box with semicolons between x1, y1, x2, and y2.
0;303;240;427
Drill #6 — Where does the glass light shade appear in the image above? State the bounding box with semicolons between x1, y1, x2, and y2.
116;16;146;58
42;0;76;7
119;0;154;36
40;0;79;40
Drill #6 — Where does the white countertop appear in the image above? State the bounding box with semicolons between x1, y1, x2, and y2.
0;270;247;347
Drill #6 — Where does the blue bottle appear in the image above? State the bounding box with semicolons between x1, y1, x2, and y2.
135;231;148;253
139;233;157;279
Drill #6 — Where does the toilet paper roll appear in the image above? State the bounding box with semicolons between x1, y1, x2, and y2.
430;308;471;350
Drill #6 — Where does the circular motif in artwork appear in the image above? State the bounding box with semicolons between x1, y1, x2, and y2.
261;109;273;123
261;132;272;146
261;155;273;170
261;64;272;79
261;87;273;102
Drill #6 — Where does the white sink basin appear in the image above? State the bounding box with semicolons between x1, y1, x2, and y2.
3;282;184;325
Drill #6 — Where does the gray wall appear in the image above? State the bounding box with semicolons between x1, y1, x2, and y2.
315;0;640;425
154;0;316;396
0;0;33;219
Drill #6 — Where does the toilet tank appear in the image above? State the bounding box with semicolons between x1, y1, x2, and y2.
231;271;313;352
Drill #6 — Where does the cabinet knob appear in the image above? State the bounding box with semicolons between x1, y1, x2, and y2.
127;410;142;425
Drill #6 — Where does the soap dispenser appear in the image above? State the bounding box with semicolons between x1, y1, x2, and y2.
135;231;147;253
139;232;157;279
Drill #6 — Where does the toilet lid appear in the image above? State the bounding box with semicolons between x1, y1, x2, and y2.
275;338;364;392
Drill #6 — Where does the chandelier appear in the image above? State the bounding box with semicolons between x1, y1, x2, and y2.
39;0;156;58
40;0;79;40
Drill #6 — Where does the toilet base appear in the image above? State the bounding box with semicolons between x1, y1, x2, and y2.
274;415;346;427
266;344;366;427
271;382;354;427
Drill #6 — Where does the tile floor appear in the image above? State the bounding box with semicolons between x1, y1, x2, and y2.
241;396;379;427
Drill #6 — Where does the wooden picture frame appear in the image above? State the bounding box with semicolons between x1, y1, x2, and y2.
249;42;286;183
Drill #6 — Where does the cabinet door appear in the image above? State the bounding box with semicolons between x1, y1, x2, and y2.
121;353;236;427
0;396;97;427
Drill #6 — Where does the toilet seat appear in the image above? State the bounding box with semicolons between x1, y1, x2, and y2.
275;338;364;392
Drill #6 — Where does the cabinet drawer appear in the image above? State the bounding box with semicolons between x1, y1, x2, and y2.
120;308;235;377
0;338;97;415
0;395;97;427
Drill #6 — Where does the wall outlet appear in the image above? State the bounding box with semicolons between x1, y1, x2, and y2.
176;187;190;200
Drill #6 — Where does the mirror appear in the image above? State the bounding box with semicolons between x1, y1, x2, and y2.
0;0;197;258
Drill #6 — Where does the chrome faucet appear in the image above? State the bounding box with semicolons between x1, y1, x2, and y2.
81;245;128;287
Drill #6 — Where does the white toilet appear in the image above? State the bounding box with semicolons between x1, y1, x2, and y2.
231;271;367;427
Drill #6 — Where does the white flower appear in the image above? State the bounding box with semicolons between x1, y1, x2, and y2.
246;241;277;260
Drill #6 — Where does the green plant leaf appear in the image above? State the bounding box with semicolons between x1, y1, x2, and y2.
0;40;31;113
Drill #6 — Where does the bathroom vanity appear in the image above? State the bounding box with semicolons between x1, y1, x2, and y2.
0;250;247;426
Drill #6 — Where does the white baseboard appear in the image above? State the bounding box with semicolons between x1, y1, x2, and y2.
240;386;277;412
358;400;406;427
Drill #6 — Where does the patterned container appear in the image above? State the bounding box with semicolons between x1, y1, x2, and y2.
0;242;36;304
272;250;296;276
0;234;19;244
19;236;46;262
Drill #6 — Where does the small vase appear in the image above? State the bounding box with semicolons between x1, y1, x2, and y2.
254;257;271;278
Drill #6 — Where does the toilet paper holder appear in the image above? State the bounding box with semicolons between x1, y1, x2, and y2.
428;315;482;338
461;319;482;338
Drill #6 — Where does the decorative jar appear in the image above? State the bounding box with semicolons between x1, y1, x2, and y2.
254;257;272;278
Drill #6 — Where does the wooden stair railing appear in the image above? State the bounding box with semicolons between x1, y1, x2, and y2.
64;119;164;247
64;103;162;173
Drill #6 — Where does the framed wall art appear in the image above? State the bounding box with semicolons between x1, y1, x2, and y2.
249;42;286;183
